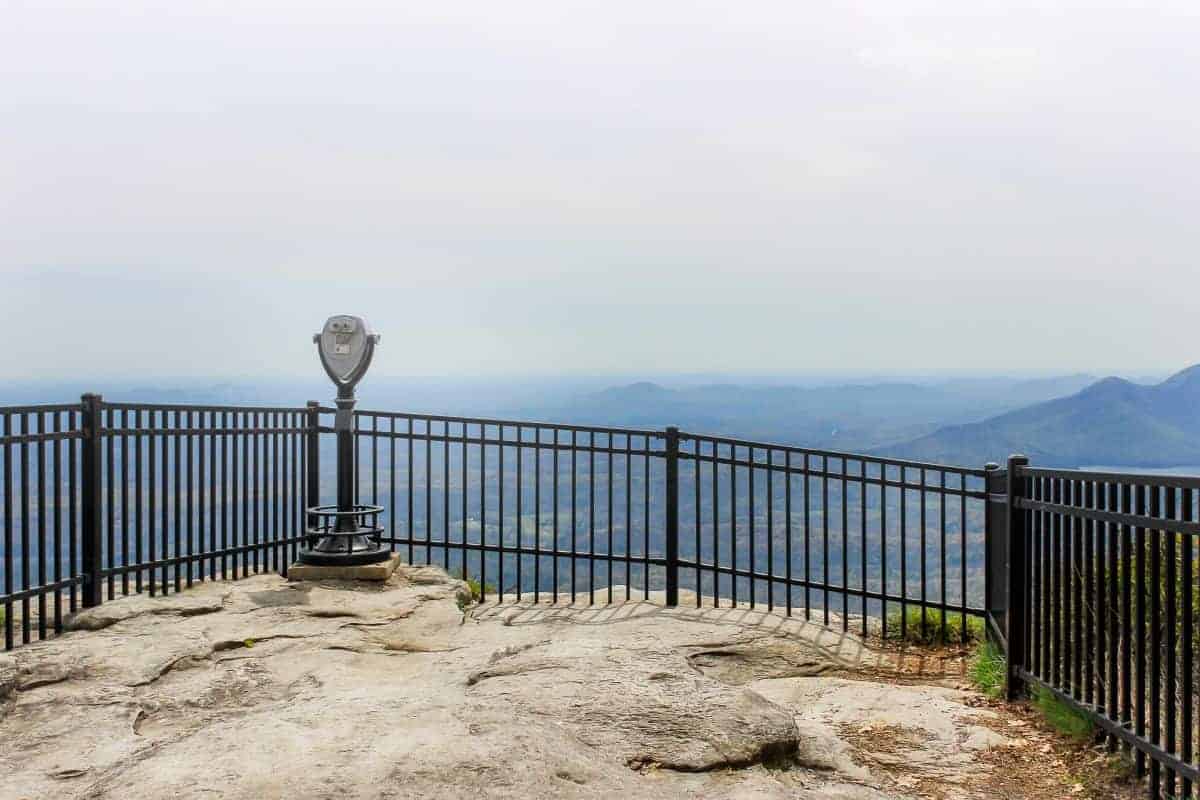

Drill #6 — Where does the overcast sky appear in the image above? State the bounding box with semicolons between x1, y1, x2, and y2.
3;1;1198;380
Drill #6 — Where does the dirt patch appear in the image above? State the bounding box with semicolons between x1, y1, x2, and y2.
838;721;935;761
963;697;1144;800
835;721;946;796
836;707;1141;800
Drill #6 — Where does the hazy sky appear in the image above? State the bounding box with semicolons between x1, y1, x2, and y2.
4;1;1199;380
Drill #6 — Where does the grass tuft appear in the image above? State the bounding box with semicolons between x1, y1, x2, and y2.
883;607;985;646
464;576;482;603
458;575;497;611
463;576;496;602
968;638;1006;698
1031;685;1094;742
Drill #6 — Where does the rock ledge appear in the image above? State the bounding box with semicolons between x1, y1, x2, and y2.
0;566;1008;799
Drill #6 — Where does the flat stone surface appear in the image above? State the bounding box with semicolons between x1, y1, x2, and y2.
0;567;1017;800
287;552;401;582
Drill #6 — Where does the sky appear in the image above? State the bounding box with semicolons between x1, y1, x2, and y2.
3;1;1199;381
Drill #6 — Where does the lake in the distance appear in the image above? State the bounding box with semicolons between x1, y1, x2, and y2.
1082;465;1200;477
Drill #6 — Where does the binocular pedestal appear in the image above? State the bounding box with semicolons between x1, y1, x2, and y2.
293;314;393;578
292;504;397;580
295;392;390;569
298;505;391;566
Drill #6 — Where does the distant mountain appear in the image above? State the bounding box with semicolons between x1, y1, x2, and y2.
528;373;1098;452
3;372;1109;458
877;365;1200;468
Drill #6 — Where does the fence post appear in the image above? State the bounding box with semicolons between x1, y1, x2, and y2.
984;461;1006;641
80;393;104;608
664;426;680;607
305;401;321;535
1005;453;1030;700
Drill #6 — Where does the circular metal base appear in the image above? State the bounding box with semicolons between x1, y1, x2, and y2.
299;503;389;566
297;540;391;567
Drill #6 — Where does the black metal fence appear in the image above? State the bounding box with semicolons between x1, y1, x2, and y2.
1;397;990;645
1;396;309;649
347;411;990;637
347;410;671;605
1;402;83;649
673;433;988;639
1005;459;1199;798
89;399;311;598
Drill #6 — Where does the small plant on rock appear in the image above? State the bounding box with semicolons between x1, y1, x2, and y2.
968;638;1006;698
456;575;497;611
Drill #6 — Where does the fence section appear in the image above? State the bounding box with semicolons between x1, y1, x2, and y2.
94;400;310;600
349;410;669;603
676;433;990;639
1;397;311;651
0;403;84;649
346;412;992;627
2;399;996;645
1009;465;1199;799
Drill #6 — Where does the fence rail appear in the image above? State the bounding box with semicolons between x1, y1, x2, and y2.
4;395;1198;798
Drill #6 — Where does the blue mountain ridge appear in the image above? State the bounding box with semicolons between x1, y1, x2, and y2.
876;365;1200;468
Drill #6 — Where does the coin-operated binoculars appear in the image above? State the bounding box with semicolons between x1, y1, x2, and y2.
298;315;390;565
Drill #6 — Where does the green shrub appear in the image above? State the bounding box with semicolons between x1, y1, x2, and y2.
1032;685;1094;741
883;606;985;646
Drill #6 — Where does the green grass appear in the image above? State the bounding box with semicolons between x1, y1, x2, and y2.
883;607;985;646
968;638;1006;698
458;575;498;611
463;576;496;602
1031;685;1094;742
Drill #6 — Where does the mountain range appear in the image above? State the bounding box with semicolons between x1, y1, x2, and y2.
879;365;1200;468
531;366;1200;468
529;374;1099;452
6;366;1196;470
